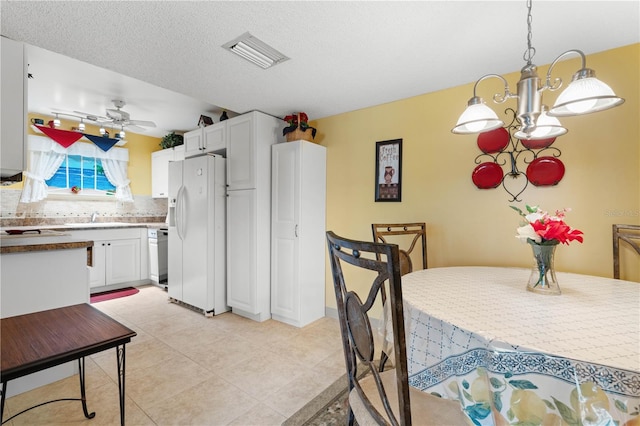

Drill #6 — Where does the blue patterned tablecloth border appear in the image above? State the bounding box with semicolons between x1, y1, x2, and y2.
408;348;640;397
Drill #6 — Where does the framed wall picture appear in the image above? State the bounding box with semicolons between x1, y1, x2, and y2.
375;139;402;202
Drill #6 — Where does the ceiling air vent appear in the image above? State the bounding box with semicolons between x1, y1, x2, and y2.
222;32;289;69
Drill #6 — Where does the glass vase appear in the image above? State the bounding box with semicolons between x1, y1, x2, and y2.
527;241;561;295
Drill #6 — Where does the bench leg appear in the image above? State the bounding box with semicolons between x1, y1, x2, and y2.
78;357;96;419
117;345;126;426
1;381;6;424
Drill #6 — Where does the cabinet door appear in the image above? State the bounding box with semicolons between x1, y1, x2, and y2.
184;128;203;158
226;115;254;190
89;241;107;288
1;36;26;179
203;122;226;153
174;144;186;161
151;149;174;198
106;239;141;285
227;189;257;313
271;143;300;321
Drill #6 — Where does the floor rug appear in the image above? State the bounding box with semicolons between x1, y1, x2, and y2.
283;373;351;426
90;287;139;303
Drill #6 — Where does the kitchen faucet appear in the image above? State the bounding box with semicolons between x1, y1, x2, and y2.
91;211;99;223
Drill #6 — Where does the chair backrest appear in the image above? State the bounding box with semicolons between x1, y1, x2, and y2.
326;231;411;425
372;223;427;276
613;224;640;279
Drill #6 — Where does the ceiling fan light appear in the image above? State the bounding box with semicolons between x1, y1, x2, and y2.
452;98;504;134
78;120;85;131
549;74;625;116
119;129;126;139
53;114;61;127
99;126;106;135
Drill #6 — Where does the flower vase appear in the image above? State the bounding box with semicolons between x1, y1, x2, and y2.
527;241;561;295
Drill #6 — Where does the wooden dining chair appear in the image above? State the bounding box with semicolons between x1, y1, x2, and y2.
371;223;427;276
613;224;640;279
326;231;470;426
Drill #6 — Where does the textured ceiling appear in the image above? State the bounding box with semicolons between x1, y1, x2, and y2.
1;1;638;138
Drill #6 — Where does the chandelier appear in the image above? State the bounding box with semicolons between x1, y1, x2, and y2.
451;0;625;140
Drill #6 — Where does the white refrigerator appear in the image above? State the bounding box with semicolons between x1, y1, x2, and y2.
167;154;228;315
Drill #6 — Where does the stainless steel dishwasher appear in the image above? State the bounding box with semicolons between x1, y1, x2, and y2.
148;228;168;289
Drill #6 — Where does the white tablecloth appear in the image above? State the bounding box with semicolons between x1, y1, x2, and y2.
400;266;640;426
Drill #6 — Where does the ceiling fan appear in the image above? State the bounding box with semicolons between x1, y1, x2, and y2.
75;100;156;133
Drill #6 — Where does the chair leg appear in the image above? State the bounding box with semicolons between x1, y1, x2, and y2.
379;351;389;372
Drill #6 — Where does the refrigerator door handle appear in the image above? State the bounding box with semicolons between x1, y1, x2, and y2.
176;185;185;241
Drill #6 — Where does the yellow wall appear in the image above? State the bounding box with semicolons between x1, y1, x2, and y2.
4;114;163;195
317;44;640;308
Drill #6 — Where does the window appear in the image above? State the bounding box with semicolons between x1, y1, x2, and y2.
46;154;116;193
20;136;133;203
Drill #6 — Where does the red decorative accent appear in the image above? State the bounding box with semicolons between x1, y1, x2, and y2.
472;162;504;189
90;287;139;303
520;137;556;150
526;157;565;186
477;127;509;154
35;125;83;148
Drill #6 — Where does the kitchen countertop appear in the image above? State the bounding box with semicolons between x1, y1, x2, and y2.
1;222;167;232
0;230;94;254
0;222;166;254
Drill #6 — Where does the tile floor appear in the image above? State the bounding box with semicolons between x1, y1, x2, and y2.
2;285;346;425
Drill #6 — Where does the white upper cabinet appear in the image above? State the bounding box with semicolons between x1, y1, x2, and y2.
184;121;227;158
226;112;281;191
151;145;185;198
1;36;27;182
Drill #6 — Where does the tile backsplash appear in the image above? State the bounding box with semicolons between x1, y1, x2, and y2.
0;190;168;227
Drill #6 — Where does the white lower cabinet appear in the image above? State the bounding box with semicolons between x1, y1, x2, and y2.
67;228;147;292
227;188;273;321
90;239;141;288
271;140;327;327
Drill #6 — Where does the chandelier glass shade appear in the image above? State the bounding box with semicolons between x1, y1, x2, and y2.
452;0;624;140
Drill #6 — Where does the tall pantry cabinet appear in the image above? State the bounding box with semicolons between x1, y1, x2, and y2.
271;140;327;327
226;111;281;322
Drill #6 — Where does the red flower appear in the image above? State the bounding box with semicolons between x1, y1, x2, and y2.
512;205;584;245
282;112;316;139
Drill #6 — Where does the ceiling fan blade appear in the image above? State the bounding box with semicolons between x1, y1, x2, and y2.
73;110;108;121
128;120;156;128
122;124;145;132
106;109;125;120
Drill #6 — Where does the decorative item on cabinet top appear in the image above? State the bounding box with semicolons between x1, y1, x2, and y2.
160;132;184;149
198;115;213;127
283;112;317;142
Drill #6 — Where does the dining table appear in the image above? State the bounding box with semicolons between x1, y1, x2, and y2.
395;266;639;426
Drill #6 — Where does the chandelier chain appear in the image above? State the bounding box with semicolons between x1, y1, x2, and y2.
523;0;536;65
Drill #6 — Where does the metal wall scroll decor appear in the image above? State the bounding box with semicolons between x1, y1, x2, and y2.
471;108;564;202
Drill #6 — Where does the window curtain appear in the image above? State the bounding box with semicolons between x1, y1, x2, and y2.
20;135;132;203
101;156;133;202
20;137;66;203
